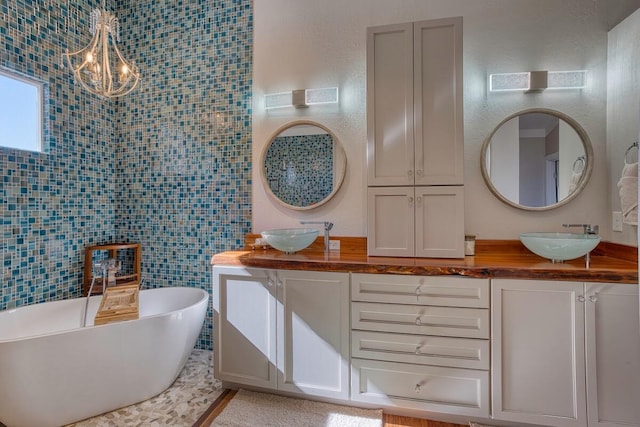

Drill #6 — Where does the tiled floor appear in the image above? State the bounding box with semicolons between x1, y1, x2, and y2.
68;350;222;427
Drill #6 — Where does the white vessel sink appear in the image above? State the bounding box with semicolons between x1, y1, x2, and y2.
261;228;319;254
519;232;601;262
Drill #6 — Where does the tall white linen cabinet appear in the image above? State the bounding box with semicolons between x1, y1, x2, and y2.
366;17;465;258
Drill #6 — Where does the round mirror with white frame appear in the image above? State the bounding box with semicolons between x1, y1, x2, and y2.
480;108;593;211
261;120;347;210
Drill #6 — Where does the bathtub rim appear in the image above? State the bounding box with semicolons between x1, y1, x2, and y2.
0;286;209;343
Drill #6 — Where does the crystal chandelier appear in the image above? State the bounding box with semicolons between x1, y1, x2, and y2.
62;2;139;98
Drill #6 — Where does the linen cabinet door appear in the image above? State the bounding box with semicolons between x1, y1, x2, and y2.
491;279;587;427
366;22;414;187
413;17;463;186
414;186;464;258
367;187;415;257
585;283;640;427
276;270;350;400
213;266;277;389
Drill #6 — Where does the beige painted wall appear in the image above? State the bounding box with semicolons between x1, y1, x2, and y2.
253;0;637;242
607;8;640;246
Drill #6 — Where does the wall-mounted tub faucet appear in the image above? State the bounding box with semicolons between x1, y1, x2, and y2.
84;258;121;327
562;223;599;235
300;221;334;252
94;258;122;288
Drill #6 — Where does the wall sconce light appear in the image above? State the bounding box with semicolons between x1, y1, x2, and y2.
489;70;587;93
264;87;339;109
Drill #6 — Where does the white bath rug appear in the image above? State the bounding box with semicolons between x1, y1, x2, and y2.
211;389;383;427
68;349;222;427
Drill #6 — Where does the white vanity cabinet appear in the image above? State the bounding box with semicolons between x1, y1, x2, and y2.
213;266;350;400
350;273;491;417
492;279;640;427
367;186;464;258
366;17;464;259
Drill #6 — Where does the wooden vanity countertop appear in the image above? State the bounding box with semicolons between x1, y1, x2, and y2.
211;237;638;284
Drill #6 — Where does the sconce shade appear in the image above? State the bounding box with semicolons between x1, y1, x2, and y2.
265;87;339;109
547;70;587;89
489;70;586;92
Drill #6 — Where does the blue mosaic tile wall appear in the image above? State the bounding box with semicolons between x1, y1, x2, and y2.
114;0;253;349
1;0;117;308
265;134;333;207
1;0;253;350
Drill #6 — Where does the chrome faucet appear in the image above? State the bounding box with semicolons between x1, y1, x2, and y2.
562;224;599;235
84;258;121;327
94;258;121;289
562;224;599;269
300;221;333;252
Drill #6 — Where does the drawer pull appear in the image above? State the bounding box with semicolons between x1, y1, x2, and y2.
415;384;421;393
415;346;421;355
415;317;422;326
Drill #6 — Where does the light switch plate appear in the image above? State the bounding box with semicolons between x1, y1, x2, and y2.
612;211;623;232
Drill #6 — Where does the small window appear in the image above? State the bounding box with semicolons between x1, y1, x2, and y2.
0;69;44;152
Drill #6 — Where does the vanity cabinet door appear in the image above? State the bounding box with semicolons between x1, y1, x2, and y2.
367;186;464;258
367;186;415;257
213;266;277;390
276;270;350;400
415;186;464;258
413;18;464;186
366;22;414;187
585;283;640;427
492;279;587;427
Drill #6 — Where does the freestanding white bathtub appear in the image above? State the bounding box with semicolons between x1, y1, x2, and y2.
0;286;208;427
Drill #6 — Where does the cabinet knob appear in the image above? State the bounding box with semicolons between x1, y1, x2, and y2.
408;170;414;178
415;287;421;296
415;316;422;326
408;196;414;206
415;384;421;393
416;169;423;177
416;196;422;206
577;295;586;302
589;295;598;303
415;346;422;355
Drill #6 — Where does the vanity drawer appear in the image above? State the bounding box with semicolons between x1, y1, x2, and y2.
351;273;489;308
351;358;489;417
352;330;489;370
352;301;489;339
